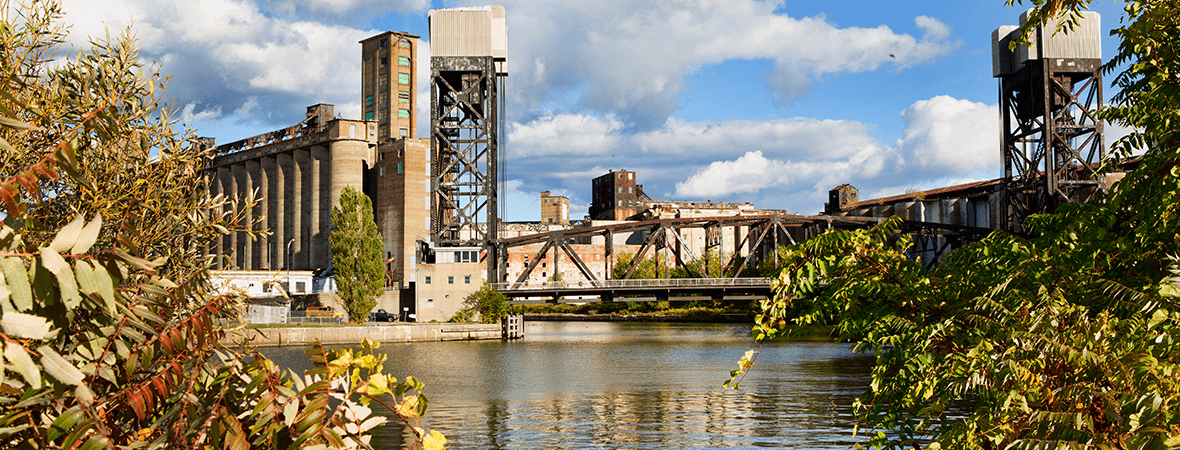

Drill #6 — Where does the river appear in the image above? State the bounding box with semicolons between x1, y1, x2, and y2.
261;321;873;449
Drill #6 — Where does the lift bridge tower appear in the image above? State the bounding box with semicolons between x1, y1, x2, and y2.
993;10;1105;232
428;6;508;281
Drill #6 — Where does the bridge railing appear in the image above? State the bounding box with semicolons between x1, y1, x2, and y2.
490;277;772;292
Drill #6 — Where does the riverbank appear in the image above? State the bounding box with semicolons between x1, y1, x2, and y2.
238;323;505;347
524;313;752;323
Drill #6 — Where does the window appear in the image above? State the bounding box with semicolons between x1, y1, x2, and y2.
398;56;410;66
365;111;374;120
365;95;373;107
380;56;388;67
398;39;411;48
379;108;388;120
399;90;411;99
379;166;385;177
399;97;410;104
398;73;410;85
424;276;431;284
379;74;387;87
400;128;408;138
397;162;404;174
295;282;306;293
464;275;471;284
380;38;388;48
262;282;272;293
447;276;454;284
398;109;410;119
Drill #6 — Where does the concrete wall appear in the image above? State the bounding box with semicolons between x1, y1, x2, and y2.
373;138;431;288
239;323;503;346
207;116;377;272
416;262;483;322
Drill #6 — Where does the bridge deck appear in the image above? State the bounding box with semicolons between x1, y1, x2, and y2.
492;277;774;303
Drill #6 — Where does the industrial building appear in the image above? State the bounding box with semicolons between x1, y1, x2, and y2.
540;191;569;225
205;6;791;322
360;31;419;140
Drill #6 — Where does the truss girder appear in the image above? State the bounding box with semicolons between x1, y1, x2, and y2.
431;56;500;251
1000;57;1104;232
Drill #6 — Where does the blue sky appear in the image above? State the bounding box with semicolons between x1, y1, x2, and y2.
62;0;1132;221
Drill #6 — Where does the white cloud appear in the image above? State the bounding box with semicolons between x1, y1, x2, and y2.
507;113;624;158
895;95;998;176
633;117;876;160
674;151;795;197
180;102;223;123
488;0;960;125
60;0;395;130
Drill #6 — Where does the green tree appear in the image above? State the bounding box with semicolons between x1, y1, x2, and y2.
731;1;1180;448
329;186;385;323
612;251;657;279
463;282;509;324
0;2;445;448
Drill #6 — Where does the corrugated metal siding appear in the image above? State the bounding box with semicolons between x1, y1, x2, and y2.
429;6;507;58
1017;10;1101;63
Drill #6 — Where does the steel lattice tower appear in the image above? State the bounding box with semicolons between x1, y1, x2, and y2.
994;13;1105;232
429;6;508;282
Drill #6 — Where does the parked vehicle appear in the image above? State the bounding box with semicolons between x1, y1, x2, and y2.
305;306;343;318
368;309;396;322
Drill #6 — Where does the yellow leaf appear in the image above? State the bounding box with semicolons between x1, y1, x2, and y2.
422;430;446;450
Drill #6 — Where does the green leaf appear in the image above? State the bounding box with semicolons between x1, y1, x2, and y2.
48;215;85;254
90;261;116;311
0;268;12;313
1;258;31;311
4;342;40;389
70;216;102;255
38;345;85;386
0;312;51;339
0;116;42;131
47;406;87;441
40;248;81;309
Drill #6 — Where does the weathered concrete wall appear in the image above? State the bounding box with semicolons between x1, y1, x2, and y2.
239;323;503;347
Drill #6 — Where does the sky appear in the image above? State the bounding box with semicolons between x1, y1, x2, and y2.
58;0;1133;221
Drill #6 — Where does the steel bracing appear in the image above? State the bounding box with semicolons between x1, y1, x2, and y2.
431;56;503;279
1000;54;1104;232
494;214;991;301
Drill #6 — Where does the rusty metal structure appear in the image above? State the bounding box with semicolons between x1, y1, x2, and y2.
491;214;989;302
994;11;1105;232
213;104;335;156
428;6;508;282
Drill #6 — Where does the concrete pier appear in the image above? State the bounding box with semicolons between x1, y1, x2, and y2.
238;323;505;347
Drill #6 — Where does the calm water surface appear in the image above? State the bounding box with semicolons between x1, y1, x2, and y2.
262;321;873;449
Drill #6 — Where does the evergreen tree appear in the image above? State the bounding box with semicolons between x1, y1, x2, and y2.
329;186;385;323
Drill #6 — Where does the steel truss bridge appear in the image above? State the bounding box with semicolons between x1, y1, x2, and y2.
491;214;990;303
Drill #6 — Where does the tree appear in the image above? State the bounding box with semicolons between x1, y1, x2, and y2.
612;251;657;279
463;283;509;324
0;2;445;448
329;186;385;323
731;1;1180;448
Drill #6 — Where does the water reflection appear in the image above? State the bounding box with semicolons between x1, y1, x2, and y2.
263;322;873;449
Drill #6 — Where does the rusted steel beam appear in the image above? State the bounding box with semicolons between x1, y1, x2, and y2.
511;239;555;288
558;241;598;283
